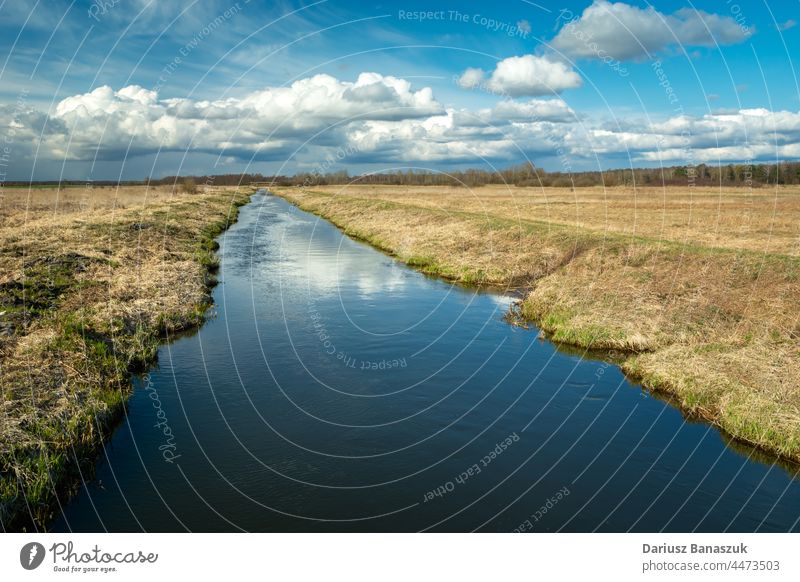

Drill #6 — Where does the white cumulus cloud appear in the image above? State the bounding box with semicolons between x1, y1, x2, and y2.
551;1;753;61
5;72;800;174
44;73;444;161
457;67;486;90
458;55;582;97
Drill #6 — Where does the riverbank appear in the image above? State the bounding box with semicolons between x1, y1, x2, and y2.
272;185;800;466
0;185;252;531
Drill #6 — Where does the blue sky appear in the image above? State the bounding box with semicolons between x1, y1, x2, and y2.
1;0;799;180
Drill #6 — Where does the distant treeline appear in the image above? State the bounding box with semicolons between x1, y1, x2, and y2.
272;162;800;188
170;162;800;188
9;161;800;189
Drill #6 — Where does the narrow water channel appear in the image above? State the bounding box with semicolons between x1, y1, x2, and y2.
53;192;800;532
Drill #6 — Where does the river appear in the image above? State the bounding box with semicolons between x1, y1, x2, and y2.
53;192;800;532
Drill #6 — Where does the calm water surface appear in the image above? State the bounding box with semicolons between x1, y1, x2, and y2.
54;192;800;532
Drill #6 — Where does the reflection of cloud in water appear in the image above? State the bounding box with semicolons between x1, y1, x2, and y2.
266;213;409;299
260;201;515;305
303;247;409;298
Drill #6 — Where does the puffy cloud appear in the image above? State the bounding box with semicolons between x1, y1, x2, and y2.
551;1;752;61
344;114;519;164
342;105;800;166
490;99;576;123
457;68;485;90
5;72;800;173
449;99;576;129
488;55;583;96
29;75;581;167
458;55;582;97
573;108;800;162
237;72;441;122
43;73;444;161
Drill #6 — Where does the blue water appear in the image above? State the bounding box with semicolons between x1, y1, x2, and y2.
53;193;800;532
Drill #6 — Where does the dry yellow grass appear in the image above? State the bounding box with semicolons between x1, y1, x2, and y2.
273;184;800;466
0;184;252;530
299;184;800;255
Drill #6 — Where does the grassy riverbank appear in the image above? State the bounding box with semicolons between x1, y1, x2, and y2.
273;185;800;465
0;184;252;531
